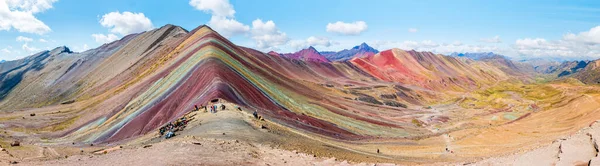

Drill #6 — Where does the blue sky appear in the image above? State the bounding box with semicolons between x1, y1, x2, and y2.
1;0;600;61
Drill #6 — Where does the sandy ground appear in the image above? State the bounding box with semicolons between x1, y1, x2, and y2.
19;136;394;166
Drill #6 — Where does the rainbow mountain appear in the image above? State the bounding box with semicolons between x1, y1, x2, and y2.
0;25;517;144
12;25;600;165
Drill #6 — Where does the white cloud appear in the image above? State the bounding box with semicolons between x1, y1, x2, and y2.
92;11;151;45
189;0;234;17
408;28;418;33
250;19;288;50
515;38;548;49
514;38;578;57
91;33;119;43
72;44;89;52
372;40;439;50
0;0;55;35
371;40;504;56
287;40;305;51
514;26;600;58
289;36;337;50
189;0;249;37
369;26;598;59
306;36;334;47
326;21;367;35
16;36;33;42
480;35;502;43
563;26;600;45
2;48;11;53
370;41;405;51
420;40;439;48
22;43;39;52
99;11;154;36
435;43;505;55
39;38;47;42
452;41;463;46
208;16;249;37
5;0;57;13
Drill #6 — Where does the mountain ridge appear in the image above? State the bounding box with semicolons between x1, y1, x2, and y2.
321;42;379;61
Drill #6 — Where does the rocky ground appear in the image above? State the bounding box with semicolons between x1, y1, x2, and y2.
473;120;600;166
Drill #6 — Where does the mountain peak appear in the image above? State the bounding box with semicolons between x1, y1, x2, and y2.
352;42;378;53
301;46;321;55
353;42;369;49
159;24;189;33
451;52;501;60
50;46;72;55
267;51;279;56
279;46;329;63
301;46;323;55
322;42;379;61
351;42;366;49
188;24;218;36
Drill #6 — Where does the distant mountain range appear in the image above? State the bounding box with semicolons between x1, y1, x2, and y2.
272;43;379;62
449;51;600;83
449;52;534;76
450;52;498;60
278;46;330;63
321;42;379;61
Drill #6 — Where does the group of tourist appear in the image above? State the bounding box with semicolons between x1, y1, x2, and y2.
207;104;226;113
159;116;189;139
157;101;240;139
